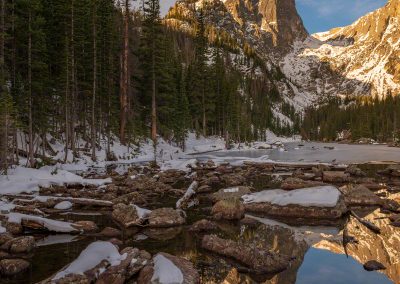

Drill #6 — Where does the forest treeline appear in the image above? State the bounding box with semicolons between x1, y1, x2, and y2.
301;95;400;143
0;0;297;171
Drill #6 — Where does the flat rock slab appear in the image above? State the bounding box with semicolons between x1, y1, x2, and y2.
339;185;382;207
202;234;290;274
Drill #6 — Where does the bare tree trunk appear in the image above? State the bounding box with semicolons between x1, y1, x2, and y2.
91;2;97;162
119;0;130;145
28;10;35;168
151;41;157;155
64;33;70;163
70;0;77;158
202;86;206;137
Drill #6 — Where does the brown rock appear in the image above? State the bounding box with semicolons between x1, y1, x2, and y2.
0;259;30;276
3;221;23;235
99;227;121;238
323;171;350;183
111;203;140;227
72;221;98;233
211;186;252;202
148;208;186;228
0;233;13;246
189;219;218;232
281;177;324;190
220;174;245;187
202;234;289;273
212;199;245;220
1;236;35;254
339;185;382;206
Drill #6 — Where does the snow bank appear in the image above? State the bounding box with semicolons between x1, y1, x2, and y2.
6;213;77;233
0;199;15;213
53;241;126;280
0;225;6;233
54;201;73;210
0;166;111;195
151;254;184;284
242;186;341;207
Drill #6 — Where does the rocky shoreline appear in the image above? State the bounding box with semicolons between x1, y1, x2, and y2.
1;160;399;283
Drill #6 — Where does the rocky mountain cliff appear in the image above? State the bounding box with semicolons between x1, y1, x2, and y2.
166;0;400;112
283;0;400;100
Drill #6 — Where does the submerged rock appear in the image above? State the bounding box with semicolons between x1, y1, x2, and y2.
212;199;245;221
99;227;121;238
202;234;290;274
363;260;386;271
0;259;30;276
189;219;218;232
148;208;186;228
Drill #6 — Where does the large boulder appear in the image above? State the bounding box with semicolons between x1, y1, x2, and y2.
148;208;186;228
137;252;199;284
243;186;347;220
202;234;290;273
111;203;147;228
189;219;218;232
211;199;245;221
211;186;252;202
0;259;30;276
281;177;324;190
1;236;35;254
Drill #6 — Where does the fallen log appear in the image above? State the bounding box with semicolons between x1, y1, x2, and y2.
350;210;381;234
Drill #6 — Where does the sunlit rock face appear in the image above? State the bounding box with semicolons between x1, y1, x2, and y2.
281;0;400;99
314;209;400;283
223;0;307;48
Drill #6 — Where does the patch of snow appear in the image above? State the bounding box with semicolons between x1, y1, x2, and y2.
151;254;184;284
0;224;6;233
53;241;127;280
6;213;77;233
242;186;341;208
133;204;152;220
0;199;15;213
0;166;111;195
54;201;73;210
224;187;239;193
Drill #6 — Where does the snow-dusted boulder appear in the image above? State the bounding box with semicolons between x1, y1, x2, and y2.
242;186;347;220
137;252;199;284
112;203;151;228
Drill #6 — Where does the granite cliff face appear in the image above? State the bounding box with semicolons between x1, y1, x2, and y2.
282;0;400;99
166;0;400;111
223;0;307;48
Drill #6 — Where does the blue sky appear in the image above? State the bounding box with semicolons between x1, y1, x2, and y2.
160;0;387;33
